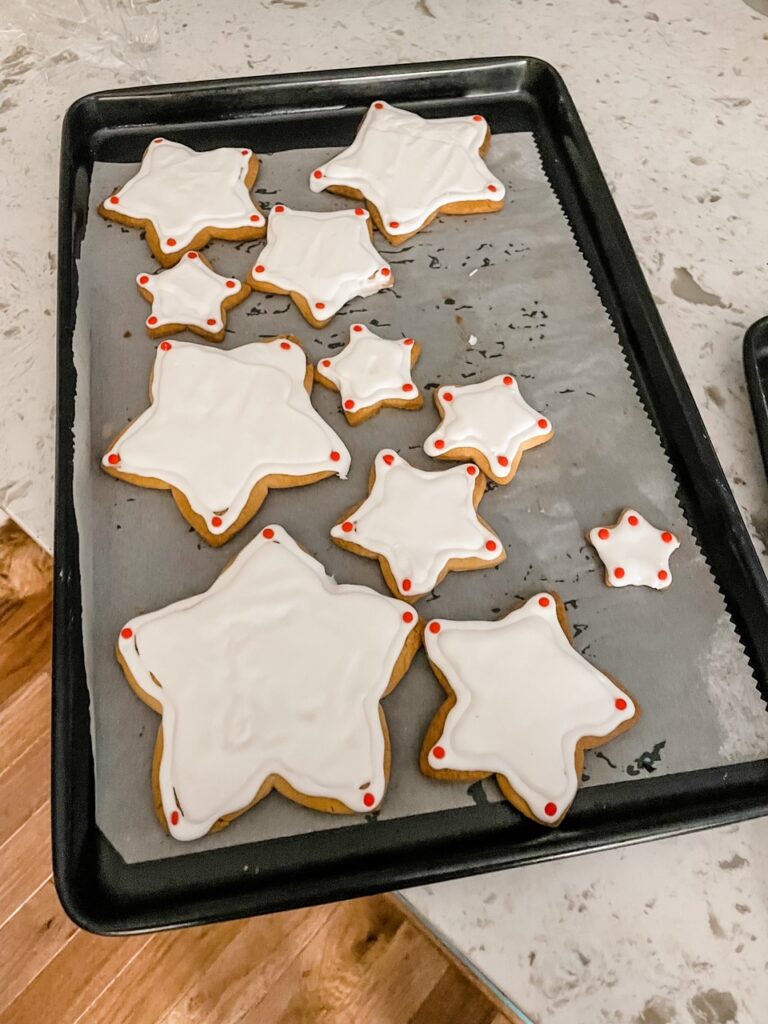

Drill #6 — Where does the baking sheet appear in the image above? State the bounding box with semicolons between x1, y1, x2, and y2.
73;133;768;864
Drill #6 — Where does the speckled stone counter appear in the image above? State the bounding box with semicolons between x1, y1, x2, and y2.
3;1;767;1019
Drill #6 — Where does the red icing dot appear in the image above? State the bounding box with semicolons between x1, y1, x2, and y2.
147;316;158;326
488;184;498;192
211;516;223;528
443;392;453;402
226;280;237;289
433;745;446;760
485;540;497;552
313;169;323;179
250;214;261;222
403;337;414;346
166;238;177;247
280;341;291;350
138;275;150;285
187;252;198;259
383;454;395;465
598;528;610;540
662;531;674;543
363;792;375;808
315;302;326;310
160;341;172;351
467;465;477;476
658;569;669;581
374;102;384;109
263;527;275;539
538;418;549;430
120;627;133;639
429;622;441;634
402;578;412;592
544;802;558;818
108;453;120;465
254;264;265;273
353;324;364;332
274;204;285;213
434;439;445;450
342;521;354;533
381;267;391;277
473;115;484;122
403;611;415;624
614;567;625;579
170;810;180;826
355;208;366;216
628;514;639;526
389;221;400;229
344;399;355;410
330;450;341;462
153;138;163;144
503;375;514;386
241;149;250;156
402;383;414;392
321;359;332;368
498;455;509;467
206;318;217;326
538;596;551;607
109;195;119;205
615;697;628;711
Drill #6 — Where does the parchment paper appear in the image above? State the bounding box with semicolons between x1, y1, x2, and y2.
73;134;768;864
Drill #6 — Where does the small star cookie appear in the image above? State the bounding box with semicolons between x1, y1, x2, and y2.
421;593;640;827
315;324;422;424
423;373;553;484
309;100;505;245
117;525;422;840
102;338;350;546
248;206;393;328
331;450;504;601
100;138;266;266
136;251;250;342
588;509;680;590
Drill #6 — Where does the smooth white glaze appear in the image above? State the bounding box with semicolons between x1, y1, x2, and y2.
102;339;350;537
330;449;501;597
137;252;244;333
589;509;680;589
104;138;264;254
309;100;505;236
117;525;418;840
318;324;418;413
424;594;636;823
423;373;551;474
250;206;392;318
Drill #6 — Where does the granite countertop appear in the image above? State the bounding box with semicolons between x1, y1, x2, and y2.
2;0;767;1020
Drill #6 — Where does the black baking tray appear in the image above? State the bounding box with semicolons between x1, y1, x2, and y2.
744;317;768;482
55;57;768;935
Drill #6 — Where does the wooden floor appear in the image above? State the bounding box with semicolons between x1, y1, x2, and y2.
0;518;518;1024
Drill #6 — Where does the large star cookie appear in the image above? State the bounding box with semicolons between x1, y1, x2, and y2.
309;100;506;245
117;525;421;840
136;251;250;342
100;138;266;265
421;593;640;826
331;450;504;601
102;338;350;545
248;206;393;328
588;509;680;590
315;323;422;424
423;373;553;484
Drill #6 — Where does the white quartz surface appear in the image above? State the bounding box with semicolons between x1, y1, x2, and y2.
3;0;768;1019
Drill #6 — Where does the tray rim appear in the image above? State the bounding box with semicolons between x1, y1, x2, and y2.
55;56;768;935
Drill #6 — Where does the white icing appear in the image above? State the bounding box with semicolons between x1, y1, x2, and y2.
309;101;506;236
423;374;552;477
102;339;350;537
118;526;417;840
318;324;418;413
137;253;245;333
330;450;502;597
424;595;637;823
250;206;392;319
105;138;264;254
589;509;680;589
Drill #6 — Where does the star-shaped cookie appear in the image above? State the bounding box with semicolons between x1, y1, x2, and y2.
102;338;351;545
421;593;640;827
588;509;680;590
315;323;422;424
100;138;266;266
117;525;422;840
309;100;506;245
136;251;250;342
423;373;553;484
331;450;504;601
248;206;393;328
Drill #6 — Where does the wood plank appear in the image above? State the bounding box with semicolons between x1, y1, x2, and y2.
409;965;500;1024
0;801;50;926
0;878;77;1015
0;728;50;847
0;671;49;772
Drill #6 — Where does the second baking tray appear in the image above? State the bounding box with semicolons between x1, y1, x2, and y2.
55;57;768;934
